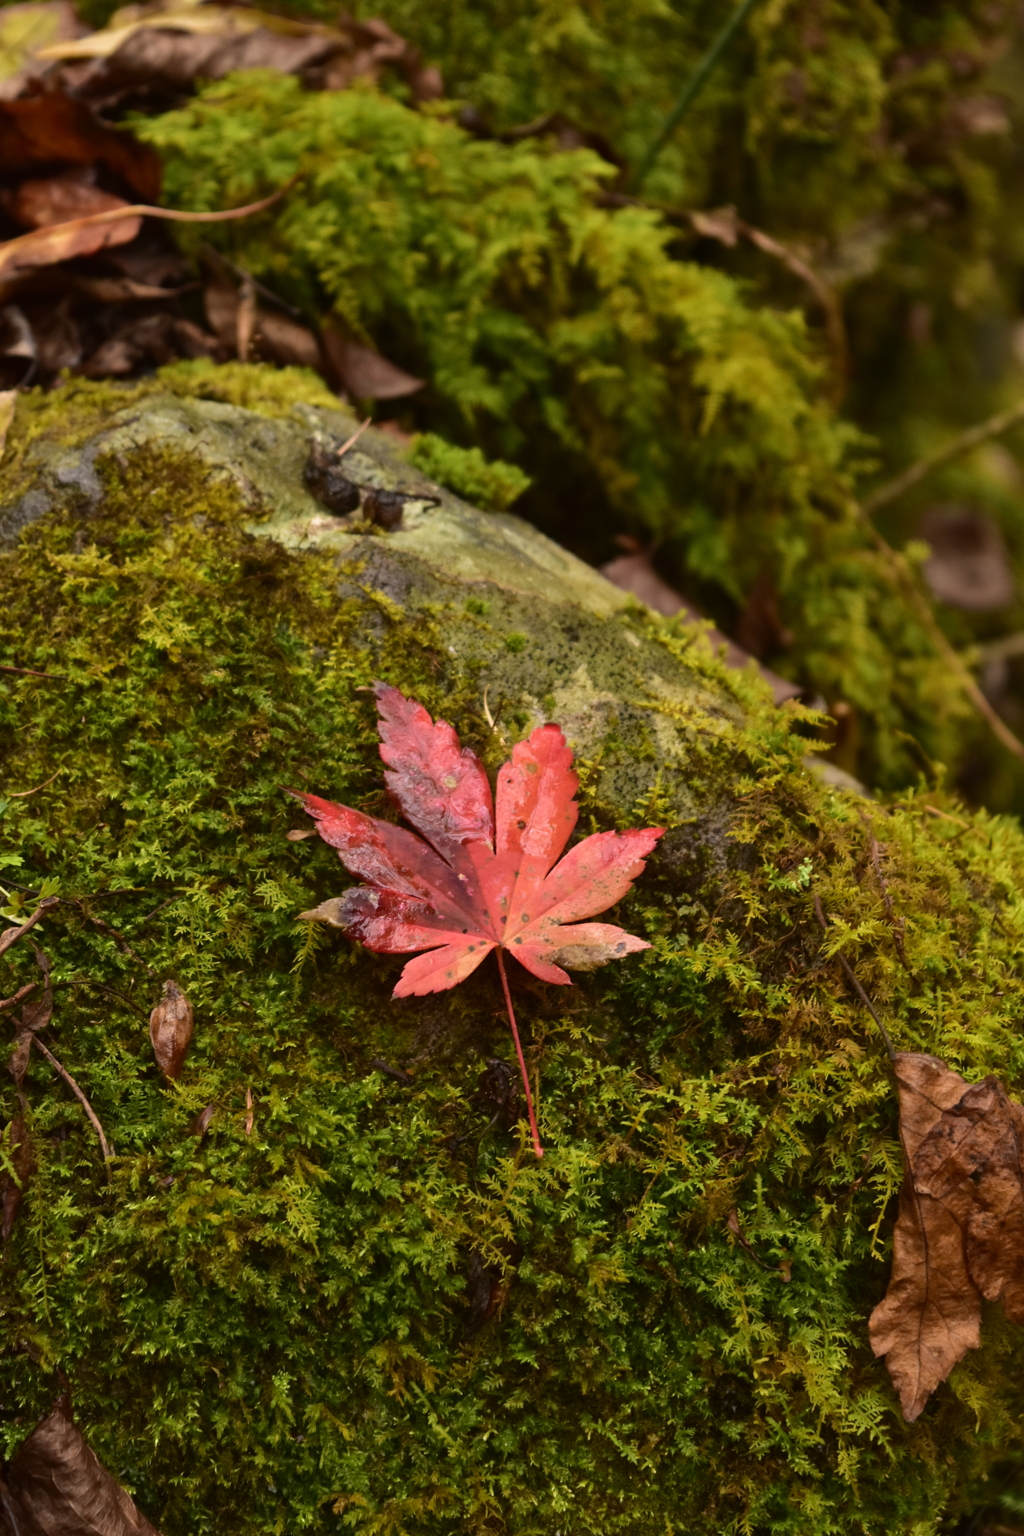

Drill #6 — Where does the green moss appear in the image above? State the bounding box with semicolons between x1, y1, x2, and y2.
2;378;1024;1531
135;74;998;797
407;433;531;511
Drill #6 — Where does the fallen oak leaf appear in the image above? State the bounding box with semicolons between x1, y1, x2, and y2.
0;184;292;283
293;683;663;1158
4;1394;163;1535
911;1067;1024;1323
870;1051;1024;1422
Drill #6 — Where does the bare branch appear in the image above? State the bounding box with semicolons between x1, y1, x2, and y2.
863;397;1024;517
30;1036;112;1168
0;898;59;960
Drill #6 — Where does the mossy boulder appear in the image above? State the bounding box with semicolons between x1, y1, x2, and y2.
1;363;1024;1535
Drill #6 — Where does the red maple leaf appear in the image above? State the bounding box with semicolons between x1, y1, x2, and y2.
292;684;663;1157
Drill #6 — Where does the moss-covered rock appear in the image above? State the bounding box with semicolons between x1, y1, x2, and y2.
2;364;1024;1535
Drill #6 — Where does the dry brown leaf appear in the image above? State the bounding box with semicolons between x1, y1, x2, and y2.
36;5;442;106
192;1102;214;1138
919;505;1015;611
254;309;323;371
0;185;288;283
321;326;424;400
5;1395;163;1534
912;1071;1024;1322
148;979;193;1080
0;92;161;199
870;1052;1024;1421
11;168;130;230
0;387;18;461
0;304;35;389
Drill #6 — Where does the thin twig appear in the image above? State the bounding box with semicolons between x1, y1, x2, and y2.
0;664;64;679
857;811;909;970
863;397;1024;516
494;949;544;1159
336;418;372;457
684;207;845;399
0;897;59;960
7;770;60;799
813;894;895;1060
30;1035;112;1166
0;982;37;1012
69;906;156;976
0;183;297;284
135;893;182;926
851;500;1024;762
632;0;762;190
52;979;148;1021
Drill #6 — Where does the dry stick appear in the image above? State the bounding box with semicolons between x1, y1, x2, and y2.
857;810;909;970
851;501;1024;762
0;982;37;1013
335;417;372;457
813;894;895;1062
685;208;846;400
743;222;846;400
863;396;1024;517
30;1035;112;1166
0;897;59;960
494;949;544;1159
0;663;64;679
853;400;1024;760
0;185;294;283
8;770;60;798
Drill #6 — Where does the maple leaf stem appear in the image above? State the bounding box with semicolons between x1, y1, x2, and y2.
495;948;544;1159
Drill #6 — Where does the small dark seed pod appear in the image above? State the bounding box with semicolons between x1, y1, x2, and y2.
364;487;409;531
303;441;361;516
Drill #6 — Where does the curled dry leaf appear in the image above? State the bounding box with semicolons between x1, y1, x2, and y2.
3;1394;162;1535
870;1052;1024;1421
148;980;193;1079
321;327;424;400
191;1102;214;1138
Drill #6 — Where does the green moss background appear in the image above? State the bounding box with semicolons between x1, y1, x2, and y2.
2;373;1024;1531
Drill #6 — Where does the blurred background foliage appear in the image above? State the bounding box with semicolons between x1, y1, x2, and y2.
108;0;1024;809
